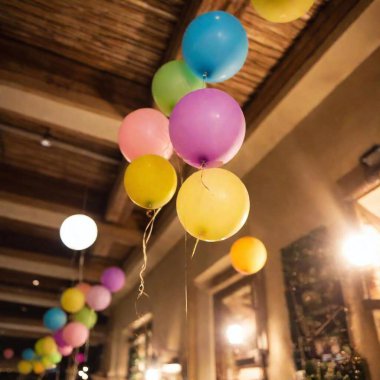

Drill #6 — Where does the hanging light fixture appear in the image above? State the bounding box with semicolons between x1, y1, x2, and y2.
60;214;98;250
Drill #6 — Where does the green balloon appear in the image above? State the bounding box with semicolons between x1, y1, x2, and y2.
47;351;62;364
73;307;97;329
41;356;55;369
152;60;204;116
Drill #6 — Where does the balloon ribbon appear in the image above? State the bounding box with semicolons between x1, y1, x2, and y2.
137;208;162;300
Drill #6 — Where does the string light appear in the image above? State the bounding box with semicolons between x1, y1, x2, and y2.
32;280;39;286
83;366;88;372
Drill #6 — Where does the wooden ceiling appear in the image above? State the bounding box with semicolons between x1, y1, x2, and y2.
0;0;370;358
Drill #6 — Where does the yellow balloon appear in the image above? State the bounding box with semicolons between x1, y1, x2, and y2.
35;338;44;356
33;361;45;375
18;360;33;375
61;287;85;313
40;336;57;356
230;236;267;275
176;168;250;242
124;154;177;209
251;0;314;23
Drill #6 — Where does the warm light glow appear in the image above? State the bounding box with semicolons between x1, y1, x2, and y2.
342;225;380;267
226;323;245;345
82;374;88;380
83;366;88;372
145;368;161;380
60;214;98;250
162;363;182;374
32;280;39;286
78;371;84;376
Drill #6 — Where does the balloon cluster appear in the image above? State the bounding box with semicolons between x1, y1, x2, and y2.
120;11;250;243
17;267;125;375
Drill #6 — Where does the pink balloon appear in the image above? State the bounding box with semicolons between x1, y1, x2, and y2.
58;345;73;356
169;88;245;168
76;282;92;296
86;285;112;311
118;108;173;162
75;352;85;364
3;348;14;359
62;322;89;348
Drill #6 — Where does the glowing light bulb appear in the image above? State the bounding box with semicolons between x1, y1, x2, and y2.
226;323;245;345
342;225;380;267
162;363;182;374
145;368;161;380
82;374;88;380
78;370;84;376
83;366;88;372
60;214;98;250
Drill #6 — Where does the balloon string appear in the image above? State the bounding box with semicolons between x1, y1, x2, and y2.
137;208;162;301
191;238;200;259
184;231;189;380
200;163;210;191
175;154;184;186
184;232;188;317
78;250;85;282
202;72;207;88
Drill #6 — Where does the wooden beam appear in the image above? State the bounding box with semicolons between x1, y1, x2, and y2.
0;317;106;344
105;167;134;225
0;82;121;144
337;165;380;201
161;0;250;62
0;285;59;308
0;198;142;249
161;0;203;62
0;247;102;282
0;164;107;216
0;37;148;118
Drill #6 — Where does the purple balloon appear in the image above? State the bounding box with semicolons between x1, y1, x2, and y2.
54;328;68;347
75;352;86;364
169;88;245;168
101;267;125;293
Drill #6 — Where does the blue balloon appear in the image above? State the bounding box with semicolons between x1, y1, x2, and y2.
182;11;248;83
22;348;35;361
43;307;67;331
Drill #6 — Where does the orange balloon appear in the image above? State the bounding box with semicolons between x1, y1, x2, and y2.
230;237;267;275
76;282;91;296
33;361;45;374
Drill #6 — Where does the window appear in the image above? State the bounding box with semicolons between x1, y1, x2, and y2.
127;321;153;380
214;274;268;380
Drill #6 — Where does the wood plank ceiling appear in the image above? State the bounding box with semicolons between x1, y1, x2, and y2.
0;0;368;354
